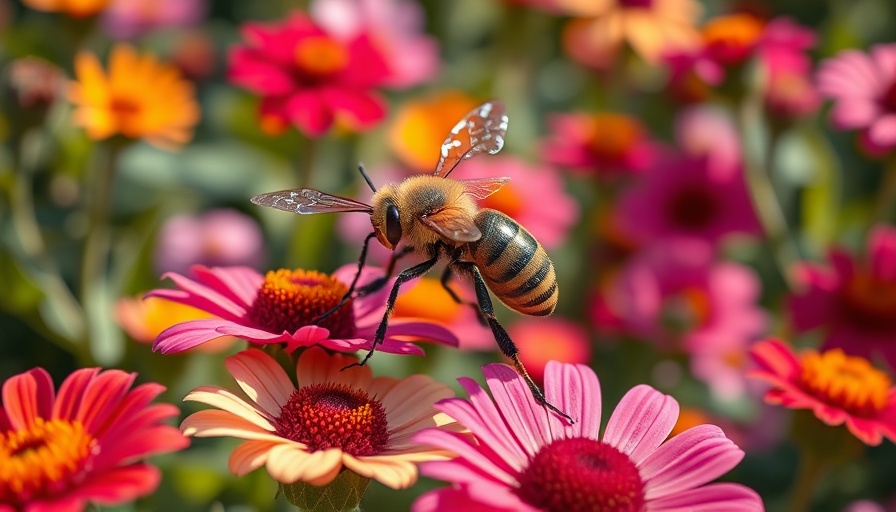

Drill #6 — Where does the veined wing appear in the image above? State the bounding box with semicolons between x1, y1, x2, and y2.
250;189;372;214
459;177;511;199
434;100;509;178
420;207;482;242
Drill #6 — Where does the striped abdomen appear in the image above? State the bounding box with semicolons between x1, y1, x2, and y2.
466;209;557;316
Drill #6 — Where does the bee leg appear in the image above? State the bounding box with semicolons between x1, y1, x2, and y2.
316;232;377;323
453;262;575;424
439;266;488;326
342;255;440;371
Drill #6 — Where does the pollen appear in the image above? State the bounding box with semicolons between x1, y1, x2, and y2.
274;383;390;456
247;269;356;338
294;36;349;77
515;437;645;512
0;418;95;503
800;349;892;417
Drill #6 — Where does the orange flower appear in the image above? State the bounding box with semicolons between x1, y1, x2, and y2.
115;296;235;352
181;347;461;489
388;91;480;171
69;44;199;150
559;0;702;67
22;0;109;17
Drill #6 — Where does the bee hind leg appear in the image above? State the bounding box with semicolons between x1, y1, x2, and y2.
440;265;488;326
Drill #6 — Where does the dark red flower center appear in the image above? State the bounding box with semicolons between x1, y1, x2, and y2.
274;383;390;456
515;437;645;512
837;272;896;333
881;80;896;113
619;0;653;8
665;184;720;231
247;269;356;338
586;114;642;163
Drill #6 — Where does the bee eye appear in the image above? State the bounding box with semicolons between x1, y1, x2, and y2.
386;204;402;247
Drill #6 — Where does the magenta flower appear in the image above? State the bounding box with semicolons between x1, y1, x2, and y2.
310;0;439;88
228;11;392;137
102;0;205;40
0;367;187;511
757;18;820;120
147;264;457;354
154;208;265;275
818;43;896;156
789;225;896;370
412;361;762;511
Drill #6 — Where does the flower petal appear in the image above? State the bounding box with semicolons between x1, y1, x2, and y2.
648;482;764;511
229;439;278;476
184;385;276;430
544;361;601;440
153;318;238;353
343;453;418;489
483;364;553;458
225;349;296;415
602;384;679;465
2;367;55;430
181;410;294;443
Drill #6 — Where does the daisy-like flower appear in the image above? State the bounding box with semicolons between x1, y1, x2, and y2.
228;11;391;137
181;347;460;488
21;0;108;17
540;112;656;177
147;263;457;355
788;225;896;370
69;44;200;150
749;338;896;446
818;43;896;156
412;361;762;511
558;0;702;67
0;366;187;511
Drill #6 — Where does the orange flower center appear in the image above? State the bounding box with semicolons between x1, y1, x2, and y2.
800;349;892;417
839;272;896;332
0;418;95;504
480;184;525;220
702;14;765;64
275;382;389;456
515;438;645;512
585;114;642;162
110;95;144;136
661;286;712;334
665;184;720;231
247;269;356;338
294;36;349;77
393;277;463;324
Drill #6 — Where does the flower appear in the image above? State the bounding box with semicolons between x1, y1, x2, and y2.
506;317;591;383
412;361;762;511
749;338;896;446
154;208;265;275
817;43;896;156
115;295;235;352
788;225;896;370
69;44;199;150
757;18;820;121
147;263;457;354
21;0;108;17
181;347;460;488
558;0;702;68
309;0;439;88
228;11;392;137
540;112;656;177
102;0;206;40
0;366;188;510
389;91;480;171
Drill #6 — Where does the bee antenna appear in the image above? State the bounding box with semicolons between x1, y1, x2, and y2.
358;163;377;193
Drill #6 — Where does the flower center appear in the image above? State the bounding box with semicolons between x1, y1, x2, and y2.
515;437;645;512
0;418;95;504
393;277;463;324
881;80;896;113
619;0;653;8
274;383;390;456
294;36;349;77
800;349;891;417
247;269;356;338
702;14;765;64
665;184;720;231
110;95;144;136
838;272;896;332
585;114;643;163
660;286;711;335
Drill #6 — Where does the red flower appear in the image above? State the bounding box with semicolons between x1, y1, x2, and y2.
228;12;391;136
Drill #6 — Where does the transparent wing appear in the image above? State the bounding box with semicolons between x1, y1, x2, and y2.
434;100;509;178
460;177;511;200
250;189;372;214
420;207;482;242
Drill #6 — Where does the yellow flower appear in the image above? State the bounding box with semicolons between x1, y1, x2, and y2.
388;91;480;171
69;44;200;150
22;0;109;17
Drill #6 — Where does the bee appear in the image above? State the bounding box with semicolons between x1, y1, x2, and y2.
251;100;571;422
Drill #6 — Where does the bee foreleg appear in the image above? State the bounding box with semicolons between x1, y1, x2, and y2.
316;232;377;323
341;254;440;371
440;265;487;326
453;262;575;424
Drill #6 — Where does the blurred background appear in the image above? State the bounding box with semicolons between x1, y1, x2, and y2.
2;0;896;510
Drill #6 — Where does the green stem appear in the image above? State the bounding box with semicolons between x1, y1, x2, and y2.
296;134;317;189
788;451;827;512
871;156;896;226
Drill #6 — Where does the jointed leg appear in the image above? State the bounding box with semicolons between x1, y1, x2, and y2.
452;262;574;423
343;255;440;370
439;266;487;325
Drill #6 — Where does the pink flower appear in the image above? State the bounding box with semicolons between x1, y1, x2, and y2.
507;317;591;384
749;339;896;446
0;367;187;511
310;0;439;88
102;0;205;39
154;208;265;275
540;112;656;177
228;12;391;137
789;225;896;370
757;18;820;120
412;361;762;511
147;264;457;354
818;43;896;156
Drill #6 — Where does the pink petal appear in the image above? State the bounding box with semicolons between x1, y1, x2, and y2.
748;339;802;382
413;488;507;512
227;47;296;95
868;114;896;147
382;319;459;347
190;266;263;309
76;370;137;435
286;90;333;137
154;318;241;353
648;482;764;511
544;361;601;440
52;368;100;421
818;50;883;99
69;465;161;505
602;385;679;466
148;271;248;320
320;88;386;131
2;367;55;430
432;396;527;473
641;425;745;499
225;349;296;415
829;98;881;129
483;364;553;458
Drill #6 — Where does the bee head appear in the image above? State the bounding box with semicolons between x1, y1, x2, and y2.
371;188;402;250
